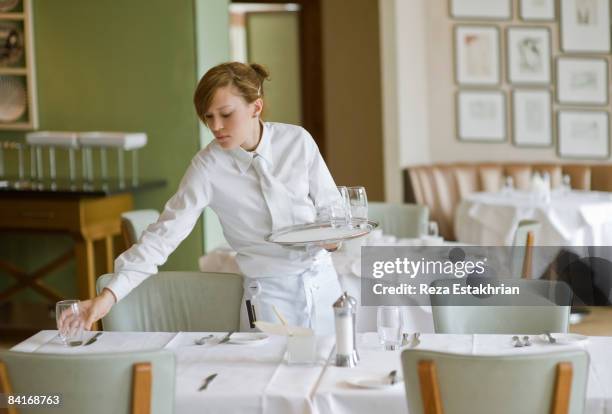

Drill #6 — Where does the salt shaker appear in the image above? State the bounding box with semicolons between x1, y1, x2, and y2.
333;292;357;367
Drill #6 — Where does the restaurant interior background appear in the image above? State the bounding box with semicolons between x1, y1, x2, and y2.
1;0;612;340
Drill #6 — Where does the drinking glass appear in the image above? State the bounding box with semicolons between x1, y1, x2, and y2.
377;306;402;350
56;300;84;346
330;186;352;228
427;221;439;238
561;174;571;195
502;176;514;196
347;186;368;222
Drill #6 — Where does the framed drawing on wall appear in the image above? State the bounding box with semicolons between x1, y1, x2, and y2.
454;26;500;85
450;0;512;19
512;89;552;147
560;0;611;53
557;110;609;159
556;57;608;105
520;0;555;20
507;27;551;84
457;90;506;142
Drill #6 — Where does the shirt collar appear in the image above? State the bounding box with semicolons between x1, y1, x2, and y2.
230;121;272;175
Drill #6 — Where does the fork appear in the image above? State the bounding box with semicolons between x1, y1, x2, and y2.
194;334;214;346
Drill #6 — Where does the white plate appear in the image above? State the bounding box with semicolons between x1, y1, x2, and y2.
538;333;588;345
227;333;270;345
345;376;403;389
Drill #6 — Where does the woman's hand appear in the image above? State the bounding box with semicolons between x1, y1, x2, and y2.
322;242;342;252
59;288;116;331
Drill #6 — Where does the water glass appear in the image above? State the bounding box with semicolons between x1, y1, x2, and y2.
502;175;514;196
330;186;352;228
377;306;402;350
561;174;571;195
56;300;84;346
347;186;368;221
427;221;439;238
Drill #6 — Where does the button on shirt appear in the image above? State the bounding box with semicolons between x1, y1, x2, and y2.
106;122;341;301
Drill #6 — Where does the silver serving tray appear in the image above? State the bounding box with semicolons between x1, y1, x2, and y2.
265;219;379;246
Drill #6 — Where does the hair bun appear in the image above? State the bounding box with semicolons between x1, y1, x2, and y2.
249;63;270;82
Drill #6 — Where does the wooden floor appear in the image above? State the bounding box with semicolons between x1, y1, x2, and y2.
2;306;611;350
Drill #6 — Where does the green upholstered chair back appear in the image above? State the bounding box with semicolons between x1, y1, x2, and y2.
367;202;429;238
121;209;160;246
401;349;588;414
97;271;243;332
430;278;571;334
0;350;175;414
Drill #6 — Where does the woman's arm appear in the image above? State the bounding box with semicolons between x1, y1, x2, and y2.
65;156;212;329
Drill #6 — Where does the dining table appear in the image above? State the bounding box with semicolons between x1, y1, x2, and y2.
12;330;612;414
454;190;612;246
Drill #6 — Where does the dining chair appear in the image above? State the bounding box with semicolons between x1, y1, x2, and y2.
97;271;243;332
0;349;175;414
367;202;429;238
430;278;571;334
401;349;588;414
510;219;540;279
121;209;160;248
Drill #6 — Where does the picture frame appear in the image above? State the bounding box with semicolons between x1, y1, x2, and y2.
556;57;608;105
450;0;512;20
557;110;609;159
512;89;553;147
519;0;556;21
560;0;611;53
454;25;500;85
507;27;551;84
457;90;506;142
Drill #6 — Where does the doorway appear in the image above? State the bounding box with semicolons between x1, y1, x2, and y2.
229;0;326;157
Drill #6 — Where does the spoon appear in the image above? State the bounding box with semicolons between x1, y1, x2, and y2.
194;334;214;345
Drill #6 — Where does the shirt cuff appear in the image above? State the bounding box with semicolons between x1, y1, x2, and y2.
103;274;134;302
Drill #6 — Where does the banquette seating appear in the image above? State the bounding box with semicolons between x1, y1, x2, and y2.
404;163;612;240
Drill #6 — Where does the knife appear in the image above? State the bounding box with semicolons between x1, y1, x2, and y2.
198;373;218;391
84;332;103;346
218;331;234;344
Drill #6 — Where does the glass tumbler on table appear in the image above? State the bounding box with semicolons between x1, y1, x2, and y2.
377;306;402;350
56;299;84;347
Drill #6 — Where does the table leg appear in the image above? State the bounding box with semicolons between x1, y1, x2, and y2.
74;238;96;300
105;236;115;274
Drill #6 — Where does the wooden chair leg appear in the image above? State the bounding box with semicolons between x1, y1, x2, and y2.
551;362;572;414
0;361;18;414
131;362;152;414
521;231;534;279
418;360;444;414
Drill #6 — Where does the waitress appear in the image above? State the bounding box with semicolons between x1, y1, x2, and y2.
72;62;343;334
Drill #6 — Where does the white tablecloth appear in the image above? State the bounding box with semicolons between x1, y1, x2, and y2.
313;333;612;414
13;331;611;414
12;330;334;414
455;190;612;246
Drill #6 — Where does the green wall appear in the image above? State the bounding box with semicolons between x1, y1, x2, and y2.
0;0;230;300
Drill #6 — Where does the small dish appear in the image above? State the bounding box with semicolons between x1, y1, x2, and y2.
345;376;403;389
226;333;269;345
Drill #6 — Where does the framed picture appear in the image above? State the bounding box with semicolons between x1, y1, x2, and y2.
507;27;551;84
560;0;611;53
457;90;506;142
520;0;555;20
556;57;608;105
512;90;552;147
450;0;512;19
557;110;609;159
454;26;500;85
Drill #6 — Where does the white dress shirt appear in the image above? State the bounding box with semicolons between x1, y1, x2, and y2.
106;122;340;301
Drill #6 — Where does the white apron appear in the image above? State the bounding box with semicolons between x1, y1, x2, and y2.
239;253;342;335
